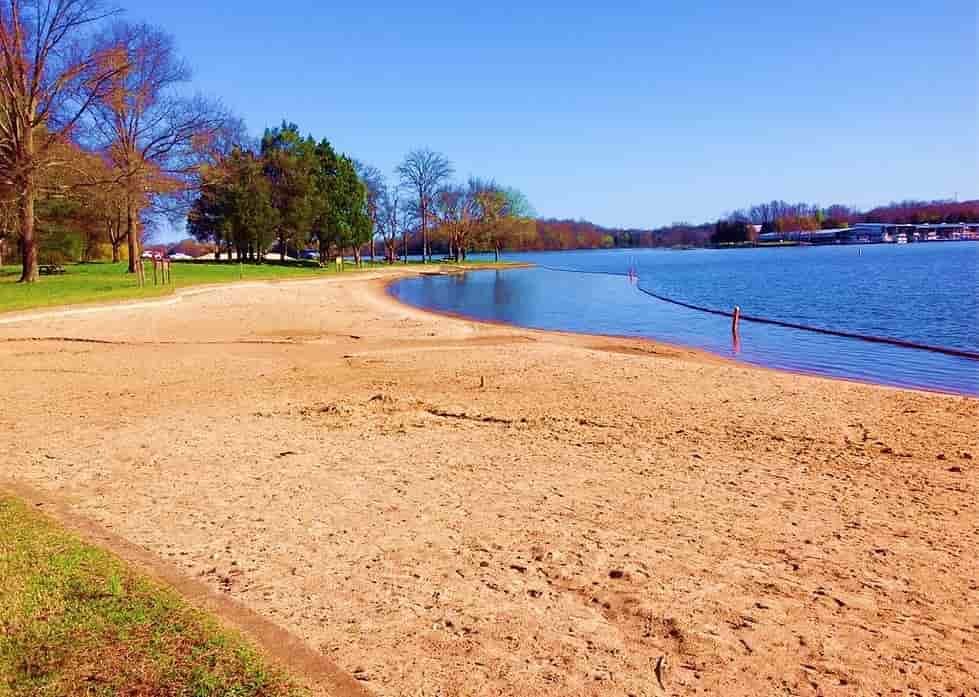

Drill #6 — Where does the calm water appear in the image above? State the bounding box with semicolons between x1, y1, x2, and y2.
389;244;979;395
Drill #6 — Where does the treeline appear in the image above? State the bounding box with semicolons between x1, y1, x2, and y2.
187;124;371;264
443;198;979;253
187;141;536;265
709;199;979;246
0;3;236;281
861;200;979;225
729;199;979;234
0;1;535;278
529;219;713;250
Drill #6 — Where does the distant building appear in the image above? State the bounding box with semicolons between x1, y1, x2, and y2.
848;223;914;243
759;228;849;244
757;222;978;246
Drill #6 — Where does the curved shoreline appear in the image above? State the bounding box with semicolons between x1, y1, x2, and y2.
2;263;974;398
381;271;978;399
532;261;979;360
0;262;533;324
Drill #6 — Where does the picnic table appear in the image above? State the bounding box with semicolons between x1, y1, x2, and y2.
39;264;66;275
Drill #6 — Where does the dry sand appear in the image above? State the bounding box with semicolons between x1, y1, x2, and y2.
1;269;977;696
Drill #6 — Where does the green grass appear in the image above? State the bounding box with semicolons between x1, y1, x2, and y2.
0;258;527;314
0;260;363;314
0;495;308;697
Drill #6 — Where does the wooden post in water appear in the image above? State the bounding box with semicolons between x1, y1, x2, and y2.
732;305;741;336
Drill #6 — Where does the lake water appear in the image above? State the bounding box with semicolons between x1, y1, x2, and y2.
389;244;979;395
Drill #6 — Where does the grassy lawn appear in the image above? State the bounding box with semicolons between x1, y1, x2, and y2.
0;495;307;697
0;258;527;314
0;261;356;314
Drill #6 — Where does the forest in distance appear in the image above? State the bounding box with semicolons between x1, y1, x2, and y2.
526;199;979;253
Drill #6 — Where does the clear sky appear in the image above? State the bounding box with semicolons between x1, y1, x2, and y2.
123;0;977;234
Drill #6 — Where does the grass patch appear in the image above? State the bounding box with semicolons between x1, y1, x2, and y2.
0;258;526;314
0;495;308;697
0;261;357;314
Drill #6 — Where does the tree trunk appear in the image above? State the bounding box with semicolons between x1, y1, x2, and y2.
111;240;121;263
421;199;428;263
126;200;139;273
370;237;375;264
18;168;39;283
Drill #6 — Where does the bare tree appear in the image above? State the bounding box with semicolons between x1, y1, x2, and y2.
91;171;127;260
83;21;227;272
353;159;384;264
378;186;404;264
0;0;124;281
435;184;478;262
396;148;452;263
0;188;15;265
467;178;506;261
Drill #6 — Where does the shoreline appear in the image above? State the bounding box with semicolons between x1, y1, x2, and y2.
3;263;973;401
3;268;977;695
0;260;530;319
381;271;979;401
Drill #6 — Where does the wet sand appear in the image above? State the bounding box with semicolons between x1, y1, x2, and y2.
1;269;976;696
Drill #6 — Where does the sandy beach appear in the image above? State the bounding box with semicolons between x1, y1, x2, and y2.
1;268;976;696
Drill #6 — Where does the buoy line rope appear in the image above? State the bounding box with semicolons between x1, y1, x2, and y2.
534;264;979;361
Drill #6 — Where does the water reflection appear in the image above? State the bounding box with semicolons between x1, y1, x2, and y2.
390;267;979;396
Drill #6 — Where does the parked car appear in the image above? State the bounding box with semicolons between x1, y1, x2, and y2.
300;250;319;261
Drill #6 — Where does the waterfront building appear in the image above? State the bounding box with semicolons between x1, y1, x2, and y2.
757;222;978;246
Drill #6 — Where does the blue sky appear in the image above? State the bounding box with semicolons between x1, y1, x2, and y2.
123;0;977;234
